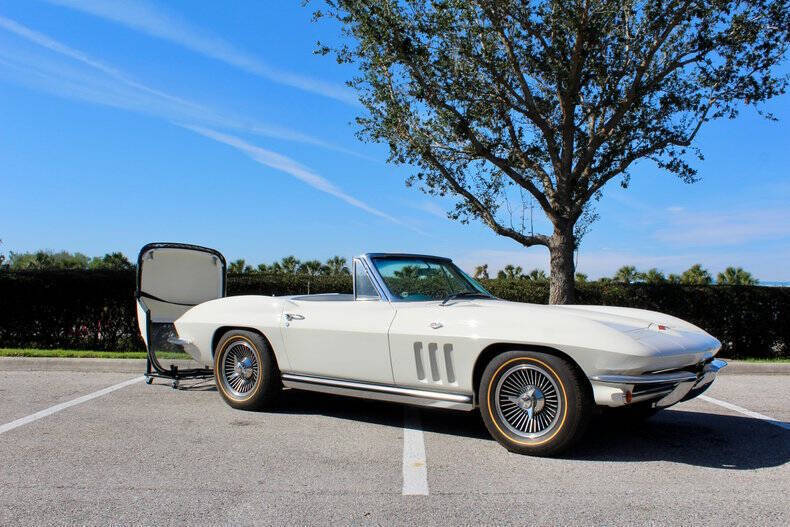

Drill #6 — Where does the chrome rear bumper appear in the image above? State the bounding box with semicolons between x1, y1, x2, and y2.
590;359;727;407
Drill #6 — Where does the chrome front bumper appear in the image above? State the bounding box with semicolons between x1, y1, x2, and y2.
590;358;727;407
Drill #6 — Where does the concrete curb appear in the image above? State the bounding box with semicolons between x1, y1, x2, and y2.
717;359;790;375
0;357;201;373
0;356;787;374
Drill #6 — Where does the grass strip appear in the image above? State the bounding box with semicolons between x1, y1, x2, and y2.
0;348;191;360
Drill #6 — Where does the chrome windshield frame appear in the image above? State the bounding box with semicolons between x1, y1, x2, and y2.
352;256;388;302
360;253;494;303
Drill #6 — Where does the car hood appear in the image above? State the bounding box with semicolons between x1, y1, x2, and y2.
429;298;720;362
447;299;706;334
546;304;704;334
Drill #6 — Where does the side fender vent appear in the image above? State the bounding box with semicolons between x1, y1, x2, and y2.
413;341;457;385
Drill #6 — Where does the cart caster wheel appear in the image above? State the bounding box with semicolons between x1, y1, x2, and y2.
172;380;179;389
144;376;153;385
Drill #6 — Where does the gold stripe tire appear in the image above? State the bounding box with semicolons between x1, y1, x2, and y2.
478;351;592;456
214;330;280;410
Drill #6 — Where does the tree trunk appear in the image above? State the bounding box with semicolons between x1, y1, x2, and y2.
548;227;576;305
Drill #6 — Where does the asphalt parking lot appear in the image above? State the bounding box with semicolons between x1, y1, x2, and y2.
0;364;787;525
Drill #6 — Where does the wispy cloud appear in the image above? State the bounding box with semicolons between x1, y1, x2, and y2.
0;16;405;228
0;14;369;159
180;125;412;229
39;0;358;106
603;191;790;247
655;207;790;246
413;200;449;219
0;14;203;111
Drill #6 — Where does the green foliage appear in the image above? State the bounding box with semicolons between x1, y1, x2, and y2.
0;267;786;359
681;264;713;285
298;259;324;276
497;264;523;280
717;267;758;286
10;250;91;270
0;270;143;351
228;259;253;274
575;272;588;283
315;0;790;304
279;255;301;274
0;348;188;360
640;268;667;284
325;256;351;275
607;265;725;285
88;252;133;271
474;264;489;279
229;272;352;296
7;250;133;271
249;255;350;276
526;269;548;282
613;266;639;284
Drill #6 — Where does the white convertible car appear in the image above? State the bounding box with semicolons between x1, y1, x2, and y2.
136;243;726;456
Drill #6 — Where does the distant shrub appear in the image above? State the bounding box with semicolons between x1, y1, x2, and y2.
0;271;786;359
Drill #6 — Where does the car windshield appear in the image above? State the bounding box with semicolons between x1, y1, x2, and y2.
370;257;493;302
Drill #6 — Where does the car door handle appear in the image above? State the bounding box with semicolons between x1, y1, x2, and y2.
284;313;305;321
429;322;443;329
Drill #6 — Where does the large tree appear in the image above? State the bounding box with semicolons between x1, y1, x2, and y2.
315;0;789;303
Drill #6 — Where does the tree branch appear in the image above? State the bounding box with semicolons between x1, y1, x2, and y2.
573;0;691;182
479;2;563;175
421;147;550;247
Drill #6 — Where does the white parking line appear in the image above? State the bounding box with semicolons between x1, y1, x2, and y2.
699;395;790;430
402;406;429;496
0;376;145;436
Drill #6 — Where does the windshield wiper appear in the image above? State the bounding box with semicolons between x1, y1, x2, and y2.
440;291;493;306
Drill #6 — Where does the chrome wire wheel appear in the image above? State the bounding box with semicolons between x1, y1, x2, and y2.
495;363;562;439
219;339;260;399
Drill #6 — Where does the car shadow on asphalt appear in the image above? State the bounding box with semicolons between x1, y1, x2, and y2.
568;410;789;469
269;388;494;440
264;389;789;470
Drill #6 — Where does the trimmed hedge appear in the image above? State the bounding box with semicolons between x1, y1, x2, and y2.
0;270;787;359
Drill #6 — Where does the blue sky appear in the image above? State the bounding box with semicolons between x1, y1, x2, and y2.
1;1;789;280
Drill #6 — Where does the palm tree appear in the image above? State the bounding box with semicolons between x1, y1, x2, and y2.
298;260;324;276
228;259;246;273
574;272;588;283
717;266;758;285
613;265;639;284
526;269;548;282
325;256;349;275
259;261;284;273
473;264;489;279
279;255;300;274
497;264;523;280
640;268;667;284
680;264;712;285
